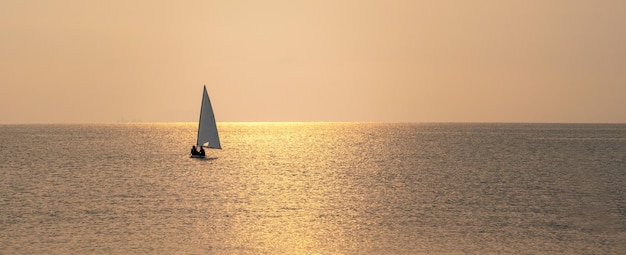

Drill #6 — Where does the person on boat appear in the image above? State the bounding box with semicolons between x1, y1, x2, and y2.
191;145;199;155
199;147;205;156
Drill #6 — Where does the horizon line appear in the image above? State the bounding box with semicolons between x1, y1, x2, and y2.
2;121;626;125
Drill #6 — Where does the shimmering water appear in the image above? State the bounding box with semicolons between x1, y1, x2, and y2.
1;123;625;254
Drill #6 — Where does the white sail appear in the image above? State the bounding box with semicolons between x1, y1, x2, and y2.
197;85;221;149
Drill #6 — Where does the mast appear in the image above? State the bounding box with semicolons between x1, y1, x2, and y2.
196;86;205;147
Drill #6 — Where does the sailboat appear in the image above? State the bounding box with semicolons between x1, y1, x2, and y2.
191;85;221;158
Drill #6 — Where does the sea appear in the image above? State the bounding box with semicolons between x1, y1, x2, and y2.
1;123;625;254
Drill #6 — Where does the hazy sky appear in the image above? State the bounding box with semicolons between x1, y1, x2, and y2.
1;0;625;123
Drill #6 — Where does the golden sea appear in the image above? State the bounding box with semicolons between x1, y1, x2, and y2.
1;123;625;254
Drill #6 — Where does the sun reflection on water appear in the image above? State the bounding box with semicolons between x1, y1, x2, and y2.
203;122;376;253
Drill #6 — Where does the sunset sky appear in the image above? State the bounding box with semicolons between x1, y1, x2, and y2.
1;0;625;123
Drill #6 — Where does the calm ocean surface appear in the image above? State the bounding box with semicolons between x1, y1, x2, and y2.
1;123;625;254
